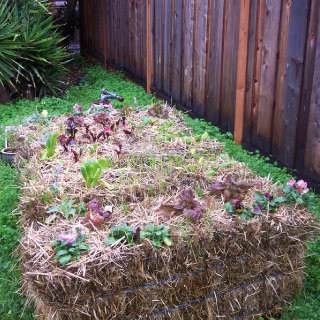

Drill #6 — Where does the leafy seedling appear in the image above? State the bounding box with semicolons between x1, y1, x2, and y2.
147;104;169;119
47;200;77;221
104;223;138;246
253;191;286;214
53;229;88;265
225;198;254;220
80;158;109;188
158;188;204;220
42;132;60;159
207;175;253;200
140;224;172;248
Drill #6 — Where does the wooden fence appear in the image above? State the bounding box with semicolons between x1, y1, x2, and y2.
79;0;320;183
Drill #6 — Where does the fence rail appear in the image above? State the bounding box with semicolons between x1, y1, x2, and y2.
79;0;320;183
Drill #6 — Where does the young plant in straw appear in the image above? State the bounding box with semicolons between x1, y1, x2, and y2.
41;132;60;159
140;224;172;248
104;223;138;246
80;158;109;188
53;228;88;265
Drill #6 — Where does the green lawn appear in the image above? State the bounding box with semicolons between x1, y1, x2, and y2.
0;64;319;319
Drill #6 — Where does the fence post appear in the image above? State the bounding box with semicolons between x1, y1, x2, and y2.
234;0;251;144
146;0;152;93
103;0;108;69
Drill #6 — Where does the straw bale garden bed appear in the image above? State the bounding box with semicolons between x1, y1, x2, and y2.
6;87;316;320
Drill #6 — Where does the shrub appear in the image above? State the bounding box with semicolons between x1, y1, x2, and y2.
0;0;69;98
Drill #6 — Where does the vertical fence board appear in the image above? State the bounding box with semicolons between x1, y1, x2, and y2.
171;0;183;102
153;0;162;90
162;0;172;96
295;0;320;170
192;0;208;117
135;0;142;78
146;0;151;90
251;0;266;148
234;0;251;145
255;0;282;153
242;0;258;147
220;0;240;132
205;0;224;126
272;1;291;160
304;19;320;178
181;0;195;110
142;0;147;81
272;0;310;167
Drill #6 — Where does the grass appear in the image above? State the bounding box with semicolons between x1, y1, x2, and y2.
0;63;319;319
0;162;34;319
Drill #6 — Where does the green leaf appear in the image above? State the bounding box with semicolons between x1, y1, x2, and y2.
56;249;68;257
163;237;172;247
59;254;72;265
151;240;163;248
97;159;108;169
104;237;117;246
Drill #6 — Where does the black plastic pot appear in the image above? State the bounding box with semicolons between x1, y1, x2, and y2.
0;148;16;164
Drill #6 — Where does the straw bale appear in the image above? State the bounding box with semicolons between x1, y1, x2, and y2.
16;105;318;319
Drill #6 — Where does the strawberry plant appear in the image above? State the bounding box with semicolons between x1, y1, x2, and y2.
104;223;137;246
140;224;172;248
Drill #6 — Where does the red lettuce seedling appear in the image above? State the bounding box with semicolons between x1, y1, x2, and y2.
87;198;112;219
66;116;82;138
57;134;76;152
71;149;80;163
97;127;111;141
84;198;112;226
113;139;123;156
93;112;110;126
123;126;134;136
207;175;253;200
57;134;69;152
147;104;169;119
158;188;204;220
85;124;111;142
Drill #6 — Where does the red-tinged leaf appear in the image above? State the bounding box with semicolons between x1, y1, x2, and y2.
66;137;75;146
71;149;79;162
85;211;105;226
57;135;69;152
93;112;109;125
87;198;104;215
57;134;67;143
207;183;225;193
123;129;132;135
85;125;97;142
157;204;178;218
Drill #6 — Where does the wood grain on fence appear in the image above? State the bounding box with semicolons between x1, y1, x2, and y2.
80;0;320;183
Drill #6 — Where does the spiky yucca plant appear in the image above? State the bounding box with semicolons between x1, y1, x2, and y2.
0;0;70;98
